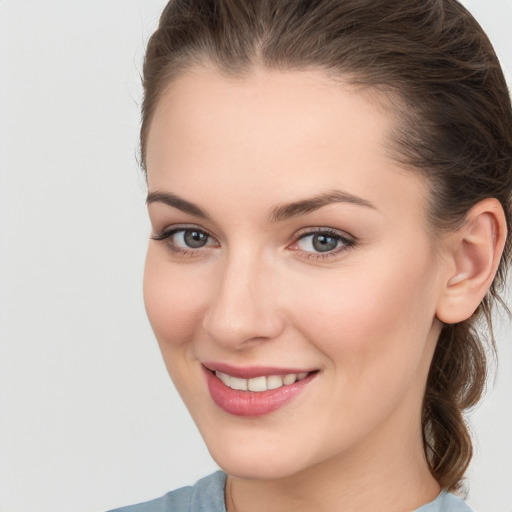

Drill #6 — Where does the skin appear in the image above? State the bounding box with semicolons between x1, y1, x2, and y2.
143;65;459;511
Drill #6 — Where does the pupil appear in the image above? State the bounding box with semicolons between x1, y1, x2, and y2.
312;234;338;252
184;229;208;248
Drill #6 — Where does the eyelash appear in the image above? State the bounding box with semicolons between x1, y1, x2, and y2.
151;225;356;261
291;228;355;261
151;225;218;258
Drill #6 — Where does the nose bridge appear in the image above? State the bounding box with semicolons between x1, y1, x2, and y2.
201;246;284;347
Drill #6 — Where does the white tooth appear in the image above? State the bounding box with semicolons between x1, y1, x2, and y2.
215;371;231;387
297;372;308;380
248;376;267;392
283;373;297;385
266;375;284;390
230;377;248;391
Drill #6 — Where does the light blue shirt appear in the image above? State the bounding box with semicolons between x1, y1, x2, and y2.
108;471;473;512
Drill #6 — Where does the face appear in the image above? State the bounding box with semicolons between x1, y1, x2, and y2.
143;66;446;480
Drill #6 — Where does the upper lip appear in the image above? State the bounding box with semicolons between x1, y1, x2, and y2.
202;362;317;379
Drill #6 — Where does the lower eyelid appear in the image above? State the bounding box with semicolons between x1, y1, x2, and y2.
294;230;353;245
287;231;356;262
153;226;353;258
152;227;220;255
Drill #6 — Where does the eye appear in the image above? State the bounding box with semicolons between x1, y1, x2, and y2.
290;228;355;258
175;228;211;248
151;226;219;255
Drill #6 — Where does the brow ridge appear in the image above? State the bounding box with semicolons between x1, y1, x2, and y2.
270;190;376;222
146;189;375;222
146;191;209;218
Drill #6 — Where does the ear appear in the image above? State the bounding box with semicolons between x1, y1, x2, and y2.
436;198;507;324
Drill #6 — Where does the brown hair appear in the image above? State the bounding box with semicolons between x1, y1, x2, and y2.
141;0;512;491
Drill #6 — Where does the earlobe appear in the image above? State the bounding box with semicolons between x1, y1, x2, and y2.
436;198;507;325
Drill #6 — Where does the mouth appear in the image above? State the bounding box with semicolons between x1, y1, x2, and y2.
202;364;318;417
214;370;310;392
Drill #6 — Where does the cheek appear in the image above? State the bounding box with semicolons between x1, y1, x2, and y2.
143;247;205;348
289;244;440;380
285;255;440;444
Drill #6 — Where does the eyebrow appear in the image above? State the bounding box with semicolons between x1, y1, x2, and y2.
146;189;376;222
146;191;210;219
270;190;376;222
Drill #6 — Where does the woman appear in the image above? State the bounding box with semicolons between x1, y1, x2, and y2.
110;0;512;510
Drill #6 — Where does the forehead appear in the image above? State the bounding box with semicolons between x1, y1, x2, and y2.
147;65;392;168
145;66;427;222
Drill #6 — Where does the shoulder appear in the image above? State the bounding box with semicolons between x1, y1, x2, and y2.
106;471;227;512
415;491;474;512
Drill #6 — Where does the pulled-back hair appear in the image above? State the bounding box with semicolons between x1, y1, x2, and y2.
141;0;512;491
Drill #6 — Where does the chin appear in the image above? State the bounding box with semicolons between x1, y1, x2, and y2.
200;426;321;480
211;452;306;481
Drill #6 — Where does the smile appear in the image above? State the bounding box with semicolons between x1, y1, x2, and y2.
203;365;318;417
214;370;309;392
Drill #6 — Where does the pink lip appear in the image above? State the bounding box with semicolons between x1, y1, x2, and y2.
202;362;316;379
202;364;317;417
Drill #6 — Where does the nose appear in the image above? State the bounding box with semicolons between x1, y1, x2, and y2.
201;251;286;349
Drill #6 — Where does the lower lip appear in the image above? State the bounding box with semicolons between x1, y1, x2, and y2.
205;368;316;417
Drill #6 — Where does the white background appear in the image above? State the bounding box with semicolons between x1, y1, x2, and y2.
0;1;511;511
